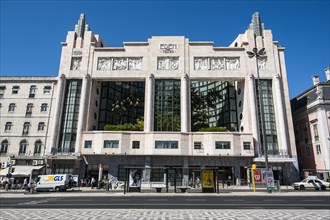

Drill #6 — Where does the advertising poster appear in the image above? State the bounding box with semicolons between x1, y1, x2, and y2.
254;169;262;182
129;169;142;187
201;169;214;188
264;171;275;187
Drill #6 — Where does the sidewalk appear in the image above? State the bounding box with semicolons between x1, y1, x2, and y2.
1;185;329;198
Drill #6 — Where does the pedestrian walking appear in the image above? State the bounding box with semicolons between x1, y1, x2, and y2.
196;177;200;188
236;177;240;188
108;178;112;190
23;178;28;189
91;177;96;189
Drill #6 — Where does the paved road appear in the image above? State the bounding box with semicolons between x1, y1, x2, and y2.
1;195;329;209
1;188;329;219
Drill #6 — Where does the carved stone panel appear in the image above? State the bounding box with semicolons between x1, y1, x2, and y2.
113;58;128;70
70;57;82;70
97;57;143;71
194;57;240;70
158;57;179;70
225;57;240;70
128;58;142;70
258;57;267;69
210;57;225;70
194;57;209;70
97;58;111;71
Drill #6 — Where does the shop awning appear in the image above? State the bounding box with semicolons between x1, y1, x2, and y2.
0;165;44;177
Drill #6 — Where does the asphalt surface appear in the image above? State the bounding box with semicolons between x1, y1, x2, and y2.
1;187;330;219
1;195;330;210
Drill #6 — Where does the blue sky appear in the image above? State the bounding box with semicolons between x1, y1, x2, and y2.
1;0;329;98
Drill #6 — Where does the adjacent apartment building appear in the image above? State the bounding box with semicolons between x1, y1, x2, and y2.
291;68;330;180
0;12;300;185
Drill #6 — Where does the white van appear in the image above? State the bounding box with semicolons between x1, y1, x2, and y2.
35;174;74;192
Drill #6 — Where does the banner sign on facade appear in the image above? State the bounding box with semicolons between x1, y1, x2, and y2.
201;169;214;188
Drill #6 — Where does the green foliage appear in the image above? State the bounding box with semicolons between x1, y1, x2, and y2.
104;117;144;131
198;126;228;132
155;114;181;131
191;85;224;131
135;117;144;131
111;91;143;124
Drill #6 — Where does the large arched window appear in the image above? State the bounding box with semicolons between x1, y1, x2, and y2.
0;140;9;155
19;140;28;155
34;140;42;155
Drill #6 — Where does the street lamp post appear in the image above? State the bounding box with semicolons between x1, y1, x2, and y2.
247;47;269;170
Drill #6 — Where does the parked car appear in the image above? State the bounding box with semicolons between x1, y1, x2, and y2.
292;176;330;190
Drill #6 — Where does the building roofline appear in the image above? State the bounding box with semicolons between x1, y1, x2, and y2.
292;80;330;100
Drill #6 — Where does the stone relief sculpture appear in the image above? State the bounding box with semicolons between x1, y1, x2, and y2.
113;58;128;70
258;57;267;69
194;57;240;70
128;58;142;70
97;57;142;71
210;57;225;70
225;57;240;70
71;57;82;70
194;58;209;70
158;57;179;70
97;58;111;71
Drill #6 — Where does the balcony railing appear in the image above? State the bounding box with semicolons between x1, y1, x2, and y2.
261;149;290;158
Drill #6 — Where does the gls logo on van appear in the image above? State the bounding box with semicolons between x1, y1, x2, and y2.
43;175;64;182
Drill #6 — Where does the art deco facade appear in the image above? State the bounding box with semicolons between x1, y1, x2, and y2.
291;68;330;180
0;12;299;184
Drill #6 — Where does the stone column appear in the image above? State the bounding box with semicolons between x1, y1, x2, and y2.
75;74;90;154
248;74;260;155
145;74;154;132
49;74;66;155
273;74;288;153
181;74;189;132
182;156;189;186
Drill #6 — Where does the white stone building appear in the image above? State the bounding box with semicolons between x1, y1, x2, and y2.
0;77;57;176
0;12;299;185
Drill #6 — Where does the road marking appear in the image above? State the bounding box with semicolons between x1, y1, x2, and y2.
18;203;330;207
18;200;51;205
223;199;245;202
147;199;168;201
263;199;284;202
108;199;130;202
302;199;323;202
58;199;93;202
185;199;206;202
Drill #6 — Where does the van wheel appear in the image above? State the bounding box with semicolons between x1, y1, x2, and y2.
55;187;60;192
299;185;305;190
321;185;326;191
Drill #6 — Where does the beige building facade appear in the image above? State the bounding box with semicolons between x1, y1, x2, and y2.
291;68;330;180
0;12;299;185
